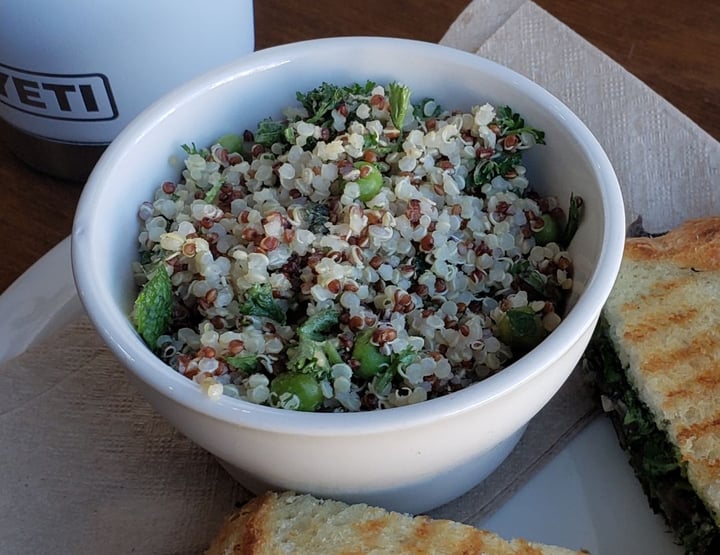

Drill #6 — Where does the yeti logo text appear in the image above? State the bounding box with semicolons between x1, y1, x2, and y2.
0;64;117;121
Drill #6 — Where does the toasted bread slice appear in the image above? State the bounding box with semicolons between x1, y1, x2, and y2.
205;491;586;555
602;216;720;524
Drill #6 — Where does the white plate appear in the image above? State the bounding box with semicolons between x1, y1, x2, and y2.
0;237;680;554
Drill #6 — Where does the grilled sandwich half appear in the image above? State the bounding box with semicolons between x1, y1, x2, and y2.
205;491;587;555
587;216;720;553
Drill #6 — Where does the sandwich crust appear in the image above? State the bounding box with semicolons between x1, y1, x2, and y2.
603;216;720;525
205;491;586;555
623;216;720;271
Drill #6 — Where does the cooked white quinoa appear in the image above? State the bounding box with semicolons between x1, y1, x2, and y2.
133;82;577;412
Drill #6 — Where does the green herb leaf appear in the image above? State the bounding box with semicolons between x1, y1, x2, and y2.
296;81;376;125
506;308;538;336
305;202;330;235
240;283;286;324
287;337;340;377
495;105;545;144
286;309;342;376
181;143;209;157
287;338;324;374
133;265;173;349
298;308;340;341
283;126;296;144
254;118;287;147
509;260;547;295
374;346;419;394
322;340;343;366
388;81;411;130
471;105;544;191
204;177;225;204
362;132;398;157
224;353;259;373
296;82;344;124
472;151;522;187
412;98;443;120
561;193;584;246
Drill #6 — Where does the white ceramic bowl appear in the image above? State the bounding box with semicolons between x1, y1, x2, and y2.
71;37;624;514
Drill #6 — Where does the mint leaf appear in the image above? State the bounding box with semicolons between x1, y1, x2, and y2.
240;283;286;324
298;308;340;340
133;265;173;349
225;353;259;373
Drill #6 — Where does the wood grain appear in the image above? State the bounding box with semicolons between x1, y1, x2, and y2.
0;0;717;293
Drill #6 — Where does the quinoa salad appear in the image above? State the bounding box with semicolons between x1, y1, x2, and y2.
132;81;582;412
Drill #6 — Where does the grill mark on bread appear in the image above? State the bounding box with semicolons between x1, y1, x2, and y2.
352;516;386;548
665;364;720;402
651;275;693;296
683;454;720;470
677;416;720;446
620;276;692;313
402;518;474;553
514;539;549;554
454;529;489;554
621;307;699;344
353;516;386;533
410;516;432;541
637;330;718;375
666;307;699;325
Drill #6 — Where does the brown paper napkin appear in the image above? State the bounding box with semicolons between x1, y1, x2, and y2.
0;318;246;555
2;2;719;553
443;0;720;233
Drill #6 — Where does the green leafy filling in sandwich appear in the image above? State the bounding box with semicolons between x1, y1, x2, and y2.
586;318;719;554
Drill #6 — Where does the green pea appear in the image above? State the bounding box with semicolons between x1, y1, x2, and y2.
217;133;243;154
497;306;547;353
351;328;391;379
270;372;323;412
353;162;384;202
533;214;561;246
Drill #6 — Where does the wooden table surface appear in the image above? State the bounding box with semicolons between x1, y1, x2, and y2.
1;0;718;294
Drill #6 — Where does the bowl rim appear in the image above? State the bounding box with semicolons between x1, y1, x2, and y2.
72;36;625;435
